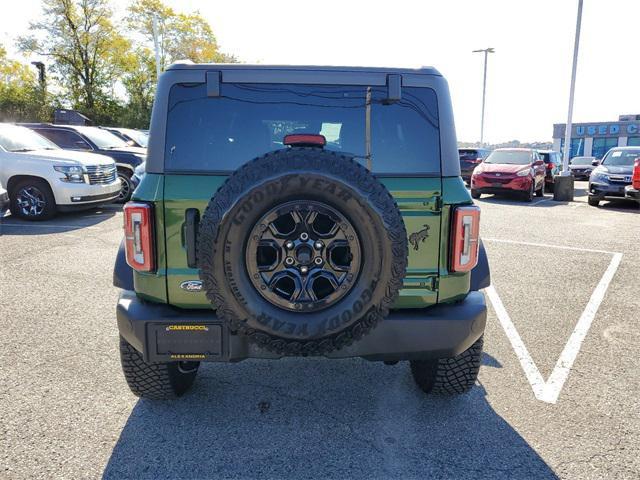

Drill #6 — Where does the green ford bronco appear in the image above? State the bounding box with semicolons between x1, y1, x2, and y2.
113;64;490;399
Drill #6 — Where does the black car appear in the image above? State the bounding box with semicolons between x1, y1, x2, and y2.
458;148;491;183
588;147;640;207
20;124;146;202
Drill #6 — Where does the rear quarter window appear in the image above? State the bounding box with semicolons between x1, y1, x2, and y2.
164;83;440;175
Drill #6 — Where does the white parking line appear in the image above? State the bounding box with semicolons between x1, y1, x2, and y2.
483;237;618;255
531;198;552;206
484;238;623;404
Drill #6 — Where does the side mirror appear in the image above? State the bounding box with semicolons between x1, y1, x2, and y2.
533;160;544;166
591;160;600;166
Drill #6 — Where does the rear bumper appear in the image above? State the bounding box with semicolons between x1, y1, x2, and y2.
116;290;487;363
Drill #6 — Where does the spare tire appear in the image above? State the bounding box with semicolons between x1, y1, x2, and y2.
198;147;407;356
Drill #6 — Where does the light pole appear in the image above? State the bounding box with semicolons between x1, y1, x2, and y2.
30;61;46;116
152;15;162;80
472;48;494;146
555;0;583;201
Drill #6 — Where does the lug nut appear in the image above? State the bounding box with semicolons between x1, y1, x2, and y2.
314;257;323;265
300;232;309;241
300;266;309;274
285;241;294;249
314;241;323;250
285;257;294;266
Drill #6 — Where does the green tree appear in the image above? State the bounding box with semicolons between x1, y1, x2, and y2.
127;0;237;71
119;47;156;128
18;0;131;120
0;45;51;122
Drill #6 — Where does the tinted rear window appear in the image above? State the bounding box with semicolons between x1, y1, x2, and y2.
459;149;479;160
165;83;440;174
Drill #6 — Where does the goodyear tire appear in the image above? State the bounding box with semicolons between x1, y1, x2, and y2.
410;336;483;395
119;336;199;399
197;148;408;356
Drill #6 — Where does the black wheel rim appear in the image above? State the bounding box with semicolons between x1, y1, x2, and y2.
117;173;130;201
246;200;361;312
16;186;46;217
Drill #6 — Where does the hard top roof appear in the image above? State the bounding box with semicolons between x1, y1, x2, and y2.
166;62;442;77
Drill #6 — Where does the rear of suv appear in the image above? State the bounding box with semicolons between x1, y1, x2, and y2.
113;64;490;399
458;147;491;183
537;150;562;192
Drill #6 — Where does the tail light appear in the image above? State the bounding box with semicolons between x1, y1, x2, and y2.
284;134;326;147
450;206;481;272
633;158;640;189
546;162;555;170
123;202;155;272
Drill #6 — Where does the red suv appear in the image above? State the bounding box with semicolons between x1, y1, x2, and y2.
625;157;640;206
470;148;546;202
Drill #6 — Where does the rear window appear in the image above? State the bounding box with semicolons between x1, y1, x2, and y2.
459;149;479;160
165;83;440;174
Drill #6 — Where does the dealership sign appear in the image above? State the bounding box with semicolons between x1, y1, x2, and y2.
554;122;640;138
576;124;639;136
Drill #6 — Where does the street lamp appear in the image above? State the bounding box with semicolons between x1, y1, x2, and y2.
472;47;495;146
30;61;45;87
555;0;583;202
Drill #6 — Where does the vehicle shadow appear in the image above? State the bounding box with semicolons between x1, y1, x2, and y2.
103;357;557;480
597;199;640;213
475;193;560;207
0;204;120;236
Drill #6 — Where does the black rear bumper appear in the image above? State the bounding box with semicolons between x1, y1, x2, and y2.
117;290;487;363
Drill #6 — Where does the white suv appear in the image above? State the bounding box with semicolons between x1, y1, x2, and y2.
0;124;121;220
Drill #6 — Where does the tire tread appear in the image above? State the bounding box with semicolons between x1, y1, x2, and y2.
410;336;483;395
119;337;197;400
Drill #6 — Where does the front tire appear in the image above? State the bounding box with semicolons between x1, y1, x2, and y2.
116;171;133;203
588;196;601;207
9;178;57;220
410;336;483;395
119;336;199;399
523;182;534;202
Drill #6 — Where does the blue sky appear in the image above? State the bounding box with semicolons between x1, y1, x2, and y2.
2;0;639;143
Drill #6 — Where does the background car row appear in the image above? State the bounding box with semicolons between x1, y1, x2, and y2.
0;123;148;220
460;146;640;207
21;123;147;203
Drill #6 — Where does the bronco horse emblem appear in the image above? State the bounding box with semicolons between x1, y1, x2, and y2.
409;224;430;251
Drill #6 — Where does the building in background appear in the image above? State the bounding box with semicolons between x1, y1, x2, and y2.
553;114;640;159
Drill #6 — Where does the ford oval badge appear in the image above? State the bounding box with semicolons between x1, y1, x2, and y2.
180;280;203;292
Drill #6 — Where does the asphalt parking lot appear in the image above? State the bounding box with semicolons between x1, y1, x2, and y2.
1;181;639;479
